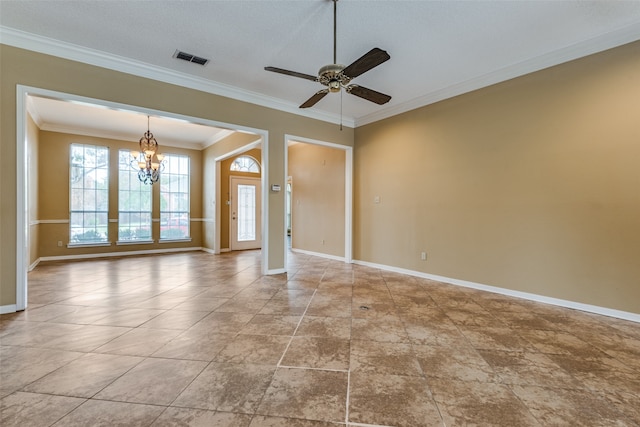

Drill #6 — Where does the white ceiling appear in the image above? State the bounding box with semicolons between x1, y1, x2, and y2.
3;0;640;142
27;96;238;150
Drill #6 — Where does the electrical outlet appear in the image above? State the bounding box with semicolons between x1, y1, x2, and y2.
374;196;380;204
57;241;63;247
421;252;427;261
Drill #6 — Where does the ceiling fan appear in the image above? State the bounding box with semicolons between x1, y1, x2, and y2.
264;0;391;109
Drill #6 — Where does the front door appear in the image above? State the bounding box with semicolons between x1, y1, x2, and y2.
230;177;262;250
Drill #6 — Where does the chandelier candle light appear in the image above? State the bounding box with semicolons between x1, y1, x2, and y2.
131;116;165;185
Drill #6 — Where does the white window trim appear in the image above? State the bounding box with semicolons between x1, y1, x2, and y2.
159;238;192;243
67;242;112;249
116;240;154;245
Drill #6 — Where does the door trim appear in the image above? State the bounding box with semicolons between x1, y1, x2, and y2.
15;86;273;316
229;176;262;251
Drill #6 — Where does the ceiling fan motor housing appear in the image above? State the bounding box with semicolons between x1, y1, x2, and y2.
318;64;349;92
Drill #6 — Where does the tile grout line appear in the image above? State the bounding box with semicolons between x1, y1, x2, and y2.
348;421;397;427
278;364;348;373
275;287;318;368
345;368;351;426
251;263;322;418
345;270;356;426
385;282;443;426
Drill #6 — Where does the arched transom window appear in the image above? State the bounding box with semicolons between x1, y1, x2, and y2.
230;155;260;173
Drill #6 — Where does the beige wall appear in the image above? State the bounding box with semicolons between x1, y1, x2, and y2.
288;143;345;257
1;45;352;306
3;41;639;316
37;130;202;257
27;113;40;267
355;40;640;314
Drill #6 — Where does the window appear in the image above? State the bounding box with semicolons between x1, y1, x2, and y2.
237;184;257;241
118;150;152;242
230;155;260;173
160;154;190;240
69;143;109;244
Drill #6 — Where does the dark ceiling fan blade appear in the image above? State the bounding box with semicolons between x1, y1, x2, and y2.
300;89;329;108
264;66;318;82
341;47;390;79
346;85;391;105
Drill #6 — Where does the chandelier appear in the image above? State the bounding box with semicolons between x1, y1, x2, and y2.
130;116;165;185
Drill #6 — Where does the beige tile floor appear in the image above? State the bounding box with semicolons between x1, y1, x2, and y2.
1;250;639;426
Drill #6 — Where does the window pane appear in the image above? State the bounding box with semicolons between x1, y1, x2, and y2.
160;154;190;240
237;184;256;241
84;172;95;189
83;189;95;207
179;176;188;193
70;189;82;211
96;169;108;189
71;165;84;188
97;189;109;211
70;212;82;228
141;194;151;211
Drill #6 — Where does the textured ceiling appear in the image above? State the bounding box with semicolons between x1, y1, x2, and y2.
3;0;640;137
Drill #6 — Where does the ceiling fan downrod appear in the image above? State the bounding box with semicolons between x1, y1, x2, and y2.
333;0;337;65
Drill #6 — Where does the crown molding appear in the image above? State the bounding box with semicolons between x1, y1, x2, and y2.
355;21;640;127
0;26;356;128
4;22;640;130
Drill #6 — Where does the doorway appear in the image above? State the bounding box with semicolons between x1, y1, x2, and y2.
14;86;272;313
285;134;352;263
230;176;262;250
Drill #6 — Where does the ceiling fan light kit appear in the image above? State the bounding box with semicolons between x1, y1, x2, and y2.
265;0;391;109
319;64;347;92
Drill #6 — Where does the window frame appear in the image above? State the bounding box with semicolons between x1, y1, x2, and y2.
230;155;260;173
117;149;153;244
68;143;110;246
159;153;191;242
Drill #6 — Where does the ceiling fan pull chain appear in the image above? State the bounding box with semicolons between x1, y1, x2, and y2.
340;88;343;131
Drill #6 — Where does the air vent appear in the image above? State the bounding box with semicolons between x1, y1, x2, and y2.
174;50;209;66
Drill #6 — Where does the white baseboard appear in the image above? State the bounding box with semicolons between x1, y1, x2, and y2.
1;304;18;314
29;258;41;271
39;246;204;262
353;259;640;323
201;247;216;254
220;248;231;253
267;268;287;275
290;247;346;263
